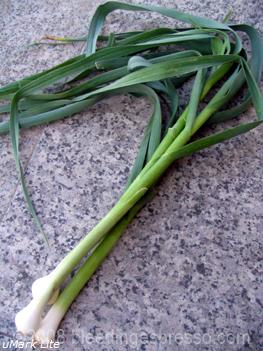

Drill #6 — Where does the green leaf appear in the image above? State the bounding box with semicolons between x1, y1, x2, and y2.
211;24;263;123
241;59;263;120
124;85;162;186
185;69;206;130
165;121;262;162
85;1;231;55
74;55;240;102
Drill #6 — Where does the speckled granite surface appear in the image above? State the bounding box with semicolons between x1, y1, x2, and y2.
0;1;263;350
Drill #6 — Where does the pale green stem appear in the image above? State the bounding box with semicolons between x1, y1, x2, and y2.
51;194;151;313
51;187;147;288
17;63;238;301
46;78;227;317
48;64;240;292
134;62;233;180
47;68;249;324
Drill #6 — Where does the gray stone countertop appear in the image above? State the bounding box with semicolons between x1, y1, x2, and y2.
0;0;262;350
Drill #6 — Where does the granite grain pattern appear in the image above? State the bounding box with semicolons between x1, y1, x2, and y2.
0;0;262;350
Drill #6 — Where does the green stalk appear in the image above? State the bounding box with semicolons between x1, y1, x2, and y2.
14;62;240;295
47;65;242;291
46;118;261;332
47;68;212;304
52;193;152;313
123;62;234;188
51;187;148;287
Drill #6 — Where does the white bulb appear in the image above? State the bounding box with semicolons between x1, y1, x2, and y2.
15;299;43;336
32;272;59;305
16;282;55;336
33;305;64;344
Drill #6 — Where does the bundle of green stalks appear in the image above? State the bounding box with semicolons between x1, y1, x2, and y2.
1;1;262;344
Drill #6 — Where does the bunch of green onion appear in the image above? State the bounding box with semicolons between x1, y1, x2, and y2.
0;1;262;344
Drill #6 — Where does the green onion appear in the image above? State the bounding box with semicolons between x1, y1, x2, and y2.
1;1;261;343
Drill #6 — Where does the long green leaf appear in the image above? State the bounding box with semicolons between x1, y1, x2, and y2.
85;1;231;55
163;121;262;164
